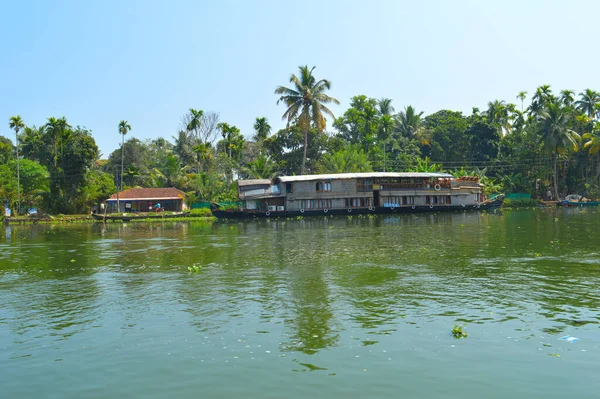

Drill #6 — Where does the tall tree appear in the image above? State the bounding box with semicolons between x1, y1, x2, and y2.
275;65;340;174
575;89;600;119
517;91;527;112
397;106;426;140
560;89;575;106
378;98;395;116
118;120;131;211
9;116;25;214
253;117;271;144
186;108;204;140
537;103;580;200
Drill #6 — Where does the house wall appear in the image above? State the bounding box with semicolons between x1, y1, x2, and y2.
107;199;183;213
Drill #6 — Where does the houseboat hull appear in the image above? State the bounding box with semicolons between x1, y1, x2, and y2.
212;198;503;219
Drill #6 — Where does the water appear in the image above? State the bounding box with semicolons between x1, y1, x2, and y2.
1;209;599;398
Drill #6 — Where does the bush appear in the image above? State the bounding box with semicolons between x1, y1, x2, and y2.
502;198;539;208
190;208;213;217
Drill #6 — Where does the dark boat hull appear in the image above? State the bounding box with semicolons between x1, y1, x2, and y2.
92;211;190;221
212;199;503;219
562;201;600;207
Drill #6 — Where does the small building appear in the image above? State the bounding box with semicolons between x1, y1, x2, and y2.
105;187;187;213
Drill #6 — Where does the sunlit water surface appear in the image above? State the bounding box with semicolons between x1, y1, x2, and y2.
1;209;599;398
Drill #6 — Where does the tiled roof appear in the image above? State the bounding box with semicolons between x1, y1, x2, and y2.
107;187;186;201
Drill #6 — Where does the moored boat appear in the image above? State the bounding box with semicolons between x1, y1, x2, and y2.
562;200;600;207
212;172;503;219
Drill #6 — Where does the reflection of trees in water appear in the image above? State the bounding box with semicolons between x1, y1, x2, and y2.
2;231;102;341
278;226;339;355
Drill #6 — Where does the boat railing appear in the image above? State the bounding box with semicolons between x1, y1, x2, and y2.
379;183;451;190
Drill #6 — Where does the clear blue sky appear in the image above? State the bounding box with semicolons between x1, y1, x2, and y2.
1;0;598;157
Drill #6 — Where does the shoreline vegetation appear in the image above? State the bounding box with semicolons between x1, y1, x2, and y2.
3;202;593;225
3;68;600;219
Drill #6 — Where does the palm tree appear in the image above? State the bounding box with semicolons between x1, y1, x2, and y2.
378;98;395;116
275;65;340;174
118;120;131;210
253;117;271;143
378;114;394;171
241;154;278;179
517;91;527;112
397;105;426;139
9;115;25;214
487;100;512;134
529;85;554;116
186;108;204;140
583;122;600;179
575;89;600;118
560;89;575;106
537;103;580;200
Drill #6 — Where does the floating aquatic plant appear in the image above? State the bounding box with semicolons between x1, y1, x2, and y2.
188;264;202;273
451;324;469;339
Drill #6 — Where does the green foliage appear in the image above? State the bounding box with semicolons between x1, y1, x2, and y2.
451;324;469;339
316;144;372;173
0;136;13;164
188;264;202;272
190;208;213;217
502;198;539;208
0;159;50;212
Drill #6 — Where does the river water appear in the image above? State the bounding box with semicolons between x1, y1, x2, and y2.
1;209;599;398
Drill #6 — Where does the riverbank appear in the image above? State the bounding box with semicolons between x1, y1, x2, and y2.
3;214;215;225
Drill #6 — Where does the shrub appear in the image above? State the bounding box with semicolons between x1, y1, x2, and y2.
190;208;213;217
502;198;539;209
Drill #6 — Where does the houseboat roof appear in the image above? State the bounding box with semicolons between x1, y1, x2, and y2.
275;172;453;183
106;187;186;202
238;179;272;187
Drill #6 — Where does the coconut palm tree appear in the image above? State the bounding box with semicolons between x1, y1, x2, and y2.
9;115;25;214
378;114;395;171
529;85;554;116
583;122;600;179
252;117;271;144
241;154;278;179
397;105;426;140
516;91;527;112
537;103;580;200
575;89;600;119
118;120;131;196
275;65;340;174
378;98;395;116
560;89;575;106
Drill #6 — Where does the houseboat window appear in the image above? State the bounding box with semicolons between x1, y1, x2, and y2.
433;196;439;205
446;196;452;204
425;196;430;205
301;199;332;209
286;184;293;193
316;182;331;192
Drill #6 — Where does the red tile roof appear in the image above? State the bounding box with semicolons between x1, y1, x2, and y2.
107;187;186;201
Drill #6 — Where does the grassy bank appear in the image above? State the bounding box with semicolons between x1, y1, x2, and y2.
4;210;215;225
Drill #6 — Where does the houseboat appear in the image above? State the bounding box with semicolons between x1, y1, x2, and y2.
211;172;503;218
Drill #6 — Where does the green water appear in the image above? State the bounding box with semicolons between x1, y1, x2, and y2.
1;210;599;398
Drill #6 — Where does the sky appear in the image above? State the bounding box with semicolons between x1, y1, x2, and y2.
1;0;599;157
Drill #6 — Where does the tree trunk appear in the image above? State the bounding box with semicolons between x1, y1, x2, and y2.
15;129;20;216
301;127;308;175
553;149;559;201
383;141;386;172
